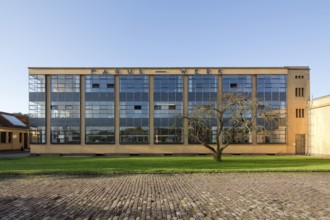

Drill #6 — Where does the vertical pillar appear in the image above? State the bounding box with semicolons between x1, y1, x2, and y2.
115;75;120;146
46;75;51;146
183;75;189;145
149;75;154;145
217;74;222;143
80;75;86;146
252;74;257;145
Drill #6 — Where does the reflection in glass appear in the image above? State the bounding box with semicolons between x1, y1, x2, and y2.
257;75;287;143
50;75;80;144
154;75;183;144
222;75;252;144
120;75;149;144
188;75;217;144
29;75;46;144
85;75;115;144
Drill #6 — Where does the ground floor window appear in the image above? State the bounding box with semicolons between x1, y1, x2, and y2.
154;128;183;144
120;127;149;144
8;132;12;143
30;127;46;144
86;127;115;144
51;126;81;144
0;132;6;143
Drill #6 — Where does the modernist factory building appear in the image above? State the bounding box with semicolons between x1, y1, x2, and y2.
29;67;309;155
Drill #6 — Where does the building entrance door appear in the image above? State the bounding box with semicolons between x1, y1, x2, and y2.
295;134;305;155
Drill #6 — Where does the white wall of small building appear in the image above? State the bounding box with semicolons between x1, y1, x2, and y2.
309;96;330;157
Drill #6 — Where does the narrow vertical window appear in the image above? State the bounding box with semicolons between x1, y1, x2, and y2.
296;108;305;118
0;132;6;143
295;88;305;97
8;132;12;143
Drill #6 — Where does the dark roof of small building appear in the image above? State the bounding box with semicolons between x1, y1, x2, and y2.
0;112;28;129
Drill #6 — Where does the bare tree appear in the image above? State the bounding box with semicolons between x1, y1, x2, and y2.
184;94;279;161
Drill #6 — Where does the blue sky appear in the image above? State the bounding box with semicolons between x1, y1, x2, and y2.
0;0;329;113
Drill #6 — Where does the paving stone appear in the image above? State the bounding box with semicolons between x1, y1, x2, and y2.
0;173;329;219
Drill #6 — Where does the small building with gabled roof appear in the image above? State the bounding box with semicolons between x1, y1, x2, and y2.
0;112;29;151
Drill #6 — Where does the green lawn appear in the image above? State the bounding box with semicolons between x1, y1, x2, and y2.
0;156;329;174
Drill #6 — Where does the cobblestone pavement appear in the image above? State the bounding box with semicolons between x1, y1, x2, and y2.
0;173;329;219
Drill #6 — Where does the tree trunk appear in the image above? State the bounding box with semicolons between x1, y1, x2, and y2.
213;149;223;162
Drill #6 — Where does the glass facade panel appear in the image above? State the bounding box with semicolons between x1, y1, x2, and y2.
85;75;115;144
29;75;46;144
257;75;287;143
50;75;80;144
188;75;218;144
154;75;183;144
222;75;253;144
222;75;252;98
120;75;149;144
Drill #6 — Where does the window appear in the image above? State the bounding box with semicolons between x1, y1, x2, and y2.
168;104;176;110
8;132;12;143
51;75;80;144
1;132;6;143
154;75;183;144
92;83;100;88
189;75;218;144
295;88;304;97
19;133;22;143
230;83;238;88
257;75;287;144
120;75;149;144
29;74;46;144
295;75;304;79
154;105;161;110
296;108;305;118
85;75;115;144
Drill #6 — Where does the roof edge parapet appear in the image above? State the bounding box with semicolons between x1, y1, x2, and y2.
28;66;309;70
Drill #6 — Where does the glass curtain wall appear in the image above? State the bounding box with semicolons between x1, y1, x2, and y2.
29;75;46;144
154;75;183;144
188;75;218;144
257;75;287;143
50;75;80;144
222;75;252;144
85;75;115;144
120;75;149;144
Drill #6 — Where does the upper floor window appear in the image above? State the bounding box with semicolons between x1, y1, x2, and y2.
295;88;304;97
296;109;305;118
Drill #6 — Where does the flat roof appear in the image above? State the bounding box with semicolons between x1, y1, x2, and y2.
28;66;310;70
28;66;310;75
